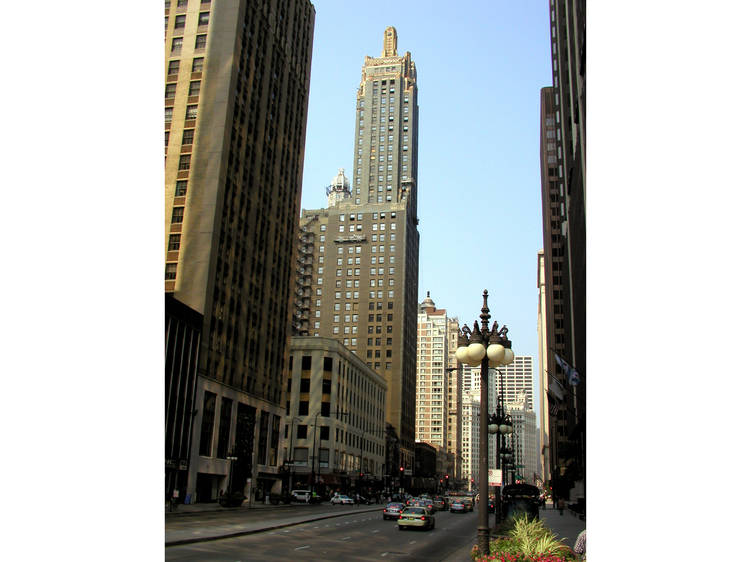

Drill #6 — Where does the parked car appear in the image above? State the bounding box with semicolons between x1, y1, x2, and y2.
383;502;405;520
291;490;312;503
331;493;355;505
449;500;467;513
462;499;474;512
398;506;435;531
432;497;447;511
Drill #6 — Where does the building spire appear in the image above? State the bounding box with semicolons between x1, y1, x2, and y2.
382;26;397;57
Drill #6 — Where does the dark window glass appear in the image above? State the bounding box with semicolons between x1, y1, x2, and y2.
175;181;187;196
299;378;310;393
198;391;216;456
165;263;177;280
321;402;330;417
192;57;204;72
297;425;307;439
174;14;186;29
168;234;181;251
195;34;207;49
320;426;330;441
216;398;232;458
182;129;194;145
324;357;333;371
165;83;177;98
299;401;309;416
257;411;269;466
188;81;201;96
171;207;184;223
301;355;312;370
178;155;191;170
198;12;210;25
168;60;180;75
322;378;332;394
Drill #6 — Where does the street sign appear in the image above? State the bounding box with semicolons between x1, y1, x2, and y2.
488;469;503;487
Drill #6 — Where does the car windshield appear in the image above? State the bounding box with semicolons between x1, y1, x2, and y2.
387;503;403;508
403;507;426;515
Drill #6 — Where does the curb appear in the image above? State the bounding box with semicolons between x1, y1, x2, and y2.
165;503;298;517
166;506;383;547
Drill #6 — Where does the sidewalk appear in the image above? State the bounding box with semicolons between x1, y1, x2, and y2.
165;502;384;546
539;505;585;550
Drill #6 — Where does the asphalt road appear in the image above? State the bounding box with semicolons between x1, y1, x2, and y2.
166;508;478;561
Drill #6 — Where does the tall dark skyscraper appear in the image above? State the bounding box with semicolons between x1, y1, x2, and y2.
539;0;585;512
164;0;315;503
294;28;420;474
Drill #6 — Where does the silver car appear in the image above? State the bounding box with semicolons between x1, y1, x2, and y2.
383;502;404;520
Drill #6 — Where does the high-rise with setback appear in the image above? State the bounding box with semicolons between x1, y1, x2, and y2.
295;27;420;474
165;0;315;502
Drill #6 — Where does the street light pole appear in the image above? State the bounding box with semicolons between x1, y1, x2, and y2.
311;411;322;495
455;290;514;557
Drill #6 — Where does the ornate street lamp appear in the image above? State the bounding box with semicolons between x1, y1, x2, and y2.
455;290;513;556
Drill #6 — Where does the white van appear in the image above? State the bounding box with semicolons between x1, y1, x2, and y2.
291;489;312;503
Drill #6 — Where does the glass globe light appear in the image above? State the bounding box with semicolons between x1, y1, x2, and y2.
501;348;515;365
455;346;469;364
488;423;499;434
466;342;486;363
486;343;505;367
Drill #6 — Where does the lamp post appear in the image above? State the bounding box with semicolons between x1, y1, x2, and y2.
310;411;322;495
226;450;238;496
455;290;514;557
287;417;302;493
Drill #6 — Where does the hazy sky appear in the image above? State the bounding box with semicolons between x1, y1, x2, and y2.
299;0;552;410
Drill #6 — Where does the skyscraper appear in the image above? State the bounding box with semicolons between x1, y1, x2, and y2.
165;0;315;503
542;0;585;510
295;28;420;475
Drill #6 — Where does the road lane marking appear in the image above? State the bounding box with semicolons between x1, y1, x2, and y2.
295;545;310;550
372;529;380;533
341;536;351;541
409;540;416;544
380;553;388;557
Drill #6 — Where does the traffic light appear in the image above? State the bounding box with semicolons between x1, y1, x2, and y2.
399;466;404;472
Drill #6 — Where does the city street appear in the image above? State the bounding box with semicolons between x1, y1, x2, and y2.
166;504;478;561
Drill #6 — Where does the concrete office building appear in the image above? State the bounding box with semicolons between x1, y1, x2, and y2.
283;337;386;494
164;0;315;503
295;27;420;475
537;251;551;485
493;355;534;411
507;391;540;485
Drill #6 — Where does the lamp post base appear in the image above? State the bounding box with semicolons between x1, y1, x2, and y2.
477;526;490;556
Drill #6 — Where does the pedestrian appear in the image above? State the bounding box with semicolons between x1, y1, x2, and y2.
574;529;586;559
558;497;565;516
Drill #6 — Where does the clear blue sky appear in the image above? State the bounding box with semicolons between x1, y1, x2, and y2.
301;0;552;410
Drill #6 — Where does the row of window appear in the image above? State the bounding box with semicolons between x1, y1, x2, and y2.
166;0;211;8
165;80;201;98
165;104;198;123
170;34;207;54
167;57;204;75
166;128;195;147
169;11;210;31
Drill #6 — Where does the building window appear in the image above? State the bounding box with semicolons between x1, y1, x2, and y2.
171;37;183;53
198;12;210;25
188;81;201;96
165;131;170;146
182;129;194;145
165;263;177;280
171;207;184;223
195;34;207;49
165;107;173;123
192;57;204;72
299;401;309;416
167;60;180;75
165;83;177;99
175;180;187;197
178;155;191;170
297;425;308;439
198;391;216;456
174;14;186;30
185;105;198;120
168;234;181;251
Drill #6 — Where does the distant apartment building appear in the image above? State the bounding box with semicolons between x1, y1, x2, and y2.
164;0;315;503
416;293;448;450
284;337;386;494
446;317;463;480
537;251;551;485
